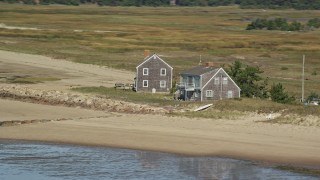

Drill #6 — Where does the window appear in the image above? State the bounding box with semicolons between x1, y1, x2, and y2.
160;80;166;88
182;76;187;83
160;68;166;76
195;76;200;88
214;77;219;85
223;77;228;85
143;80;148;87
143;68;149;76
227;91;233;98
206;90;213;97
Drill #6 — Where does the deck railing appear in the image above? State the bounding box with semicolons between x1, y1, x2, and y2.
176;82;196;90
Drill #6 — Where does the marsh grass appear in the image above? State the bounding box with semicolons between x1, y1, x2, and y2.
1;4;320;95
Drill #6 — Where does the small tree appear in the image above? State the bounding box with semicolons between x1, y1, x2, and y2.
270;83;294;104
170;80;177;94
227;61;268;98
256;78;270;99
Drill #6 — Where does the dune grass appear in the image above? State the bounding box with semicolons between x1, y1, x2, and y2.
1;4;320;96
73;86;320;120
73;86;180;106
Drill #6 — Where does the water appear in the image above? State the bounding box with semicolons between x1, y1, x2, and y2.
0;140;318;180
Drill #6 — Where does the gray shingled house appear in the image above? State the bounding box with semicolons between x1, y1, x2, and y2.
135;54;173;93
176;63;240;101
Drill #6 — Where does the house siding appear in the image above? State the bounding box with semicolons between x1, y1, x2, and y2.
136;55;172;92
201;70;240;101
201;69;218;88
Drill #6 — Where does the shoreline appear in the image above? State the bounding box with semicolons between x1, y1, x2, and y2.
1;138;320;174
1;110;320;170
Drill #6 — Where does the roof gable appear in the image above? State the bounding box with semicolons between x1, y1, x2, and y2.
201;68;241;91
180;66;218;76
136;54;173;69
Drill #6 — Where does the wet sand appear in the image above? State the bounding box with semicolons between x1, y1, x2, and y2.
1;99;320;169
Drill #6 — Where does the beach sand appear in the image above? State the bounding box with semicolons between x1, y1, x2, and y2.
0;99;110;122
1;99;320;169
0;50;134;91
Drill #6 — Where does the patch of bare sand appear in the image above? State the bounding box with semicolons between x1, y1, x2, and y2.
1;100;320;169
0;99;111;122
0;50;134;90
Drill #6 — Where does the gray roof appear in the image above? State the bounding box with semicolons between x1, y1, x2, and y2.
180;66;219;75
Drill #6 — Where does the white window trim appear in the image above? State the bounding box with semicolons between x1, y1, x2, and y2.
206;90;213;97
160;80;166;88
227;90;233;98
223;77;228;85
143;80;148;87
214;77;219;85
143;68;149;76
160;68;166;76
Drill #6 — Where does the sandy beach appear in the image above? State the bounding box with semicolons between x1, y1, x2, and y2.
1;50;320;169
1;99;320;169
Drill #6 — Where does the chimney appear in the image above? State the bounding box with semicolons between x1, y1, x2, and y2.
205;62;215;67
144;50;150;59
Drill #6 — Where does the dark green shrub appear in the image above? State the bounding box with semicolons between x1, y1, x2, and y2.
270;83;295;104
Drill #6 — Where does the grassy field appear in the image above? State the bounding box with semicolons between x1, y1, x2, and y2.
1;3;320;97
